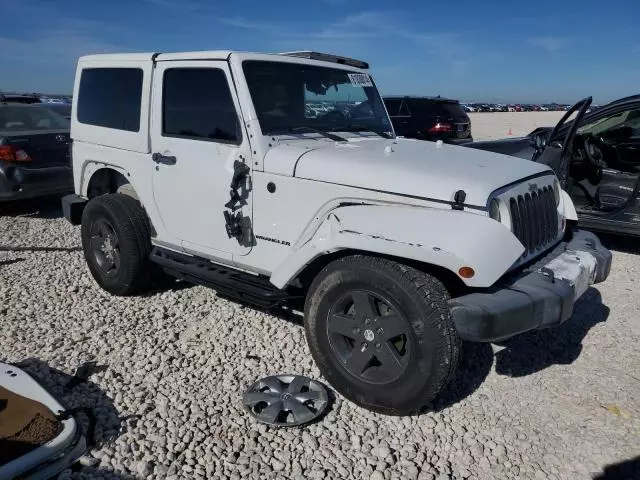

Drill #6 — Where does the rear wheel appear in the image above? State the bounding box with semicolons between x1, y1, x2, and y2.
304;255;460;415
81;193;153;295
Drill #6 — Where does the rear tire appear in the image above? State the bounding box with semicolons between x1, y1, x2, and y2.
304;255;460;415
81;193;152;296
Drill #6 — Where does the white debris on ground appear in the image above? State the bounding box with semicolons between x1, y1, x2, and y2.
1;114;639;480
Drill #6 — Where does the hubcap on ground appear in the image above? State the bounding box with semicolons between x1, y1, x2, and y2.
90;219;121;276
243;375;329;427
327;290;411;384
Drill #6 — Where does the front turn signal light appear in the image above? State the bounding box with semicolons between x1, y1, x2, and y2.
458;266;475;279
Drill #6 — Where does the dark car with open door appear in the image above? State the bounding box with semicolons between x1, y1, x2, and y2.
0;103;73;205
383;96;473;144
467;94;640;237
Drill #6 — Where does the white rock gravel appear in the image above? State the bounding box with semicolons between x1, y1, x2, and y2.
1;198;639;480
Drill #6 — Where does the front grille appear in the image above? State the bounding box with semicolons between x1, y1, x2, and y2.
509;186;558;256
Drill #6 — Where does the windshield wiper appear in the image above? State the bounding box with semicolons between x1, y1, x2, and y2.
334;124;393;139
272;126;346;142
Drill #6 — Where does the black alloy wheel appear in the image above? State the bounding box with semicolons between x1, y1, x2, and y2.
89;218;121;277
327;289;410;384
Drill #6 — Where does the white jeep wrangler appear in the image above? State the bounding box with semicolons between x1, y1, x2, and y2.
62;50;611;415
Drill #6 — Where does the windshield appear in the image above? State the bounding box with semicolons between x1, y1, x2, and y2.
243;60;392;137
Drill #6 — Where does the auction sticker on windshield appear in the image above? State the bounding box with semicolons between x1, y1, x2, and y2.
348;73;373;87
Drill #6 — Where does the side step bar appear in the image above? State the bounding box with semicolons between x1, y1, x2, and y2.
150;247;295;309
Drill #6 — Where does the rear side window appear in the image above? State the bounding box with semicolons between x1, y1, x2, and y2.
162;68;241;144
384;99;401;116
398;100;411;116
77;68;143;132
405;99;438;115
439;102;466;118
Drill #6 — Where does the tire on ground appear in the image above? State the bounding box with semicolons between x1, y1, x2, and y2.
304;255;460;415
81;193;153;296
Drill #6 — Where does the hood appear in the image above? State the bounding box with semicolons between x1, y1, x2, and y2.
464;137;536;161
263;137;551;207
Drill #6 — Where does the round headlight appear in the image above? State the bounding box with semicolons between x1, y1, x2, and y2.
553;179;561;206
489;198;501;222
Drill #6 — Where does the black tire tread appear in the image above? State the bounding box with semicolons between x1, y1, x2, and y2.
81;193;152;295
305;254;461;415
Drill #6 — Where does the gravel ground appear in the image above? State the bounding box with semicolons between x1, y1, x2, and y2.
1;115;639;480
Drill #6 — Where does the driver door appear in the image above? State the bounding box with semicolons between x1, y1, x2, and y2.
150;61;253;261
535;97;592;189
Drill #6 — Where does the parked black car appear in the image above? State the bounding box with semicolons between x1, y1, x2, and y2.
467;94;640;236
0;103;73;203
383;96;473;144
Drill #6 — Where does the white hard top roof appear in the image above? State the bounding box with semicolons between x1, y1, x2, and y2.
78;51;369;70
78;51;233;62
78;52;158;62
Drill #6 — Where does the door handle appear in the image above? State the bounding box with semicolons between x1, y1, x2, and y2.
152;153;177;165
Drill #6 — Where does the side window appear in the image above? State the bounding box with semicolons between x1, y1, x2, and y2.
162;68;241;144
383;99;400;116
77;68;143;132
398;101;410;116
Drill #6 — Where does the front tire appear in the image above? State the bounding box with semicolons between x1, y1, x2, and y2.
81;193;153;296
304;255;460;415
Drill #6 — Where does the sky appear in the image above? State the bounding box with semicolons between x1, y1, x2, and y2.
2;0;639;104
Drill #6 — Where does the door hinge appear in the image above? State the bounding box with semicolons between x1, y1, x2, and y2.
224;210;243;238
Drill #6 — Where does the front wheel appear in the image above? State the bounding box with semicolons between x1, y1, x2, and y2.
304;255;460;415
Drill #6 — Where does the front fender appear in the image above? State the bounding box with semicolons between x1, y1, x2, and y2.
270;204;525;289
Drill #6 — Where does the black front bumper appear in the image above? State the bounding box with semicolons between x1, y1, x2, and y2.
0;162;73;201
449;230;612;342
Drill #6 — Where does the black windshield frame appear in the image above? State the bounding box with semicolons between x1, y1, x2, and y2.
242;60;393;137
